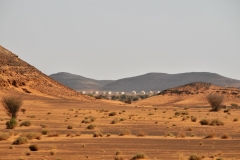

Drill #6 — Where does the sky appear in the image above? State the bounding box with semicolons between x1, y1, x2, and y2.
0;0;240;80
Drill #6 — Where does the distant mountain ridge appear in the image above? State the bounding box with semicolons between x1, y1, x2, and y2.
49;72;114;91
50;72;240;92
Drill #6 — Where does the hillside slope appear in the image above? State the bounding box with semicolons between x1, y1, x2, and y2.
134;82;240;107
0;45;91;100
101;72;240;92
50;72;114;91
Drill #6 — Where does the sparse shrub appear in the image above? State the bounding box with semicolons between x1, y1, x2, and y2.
87;124;96;129
66;132;73;137
116;150;122;155
109;112;117;116
29;144;39;151
111;118;120;124
221;134;229;139
190;134;196;137
233;118;238;122
50;150;55;155
188;154;202;160
131;152;148;160
22;132;41;140
67;125;73;129
165;132;174;137
175;111;189;116
41;130;49;135
21;108;26;114
137;131;146;137
191;116;197;122
93;131;103;137
207;94;224;111
0;132;10;141
177;133;186;138
199;119;210;125
47;132;60;137
209;119;224;126
119;129;131;136
6;118;18;129
20;121;31;127
9;145;14;149
204;133;216;139
230;103;238;107
12;136;29;145
40;124;47;128
1;96;23;118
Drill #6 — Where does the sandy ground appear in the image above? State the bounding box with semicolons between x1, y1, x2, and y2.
0;91;240;160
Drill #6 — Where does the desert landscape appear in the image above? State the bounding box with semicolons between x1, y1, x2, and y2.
1;46;240;160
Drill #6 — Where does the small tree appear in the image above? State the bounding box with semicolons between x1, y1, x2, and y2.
207;94;224;112
1;96;23;118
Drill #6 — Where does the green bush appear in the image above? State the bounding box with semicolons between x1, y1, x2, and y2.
12;136;29;145
6;118;18;129
20;121;31;127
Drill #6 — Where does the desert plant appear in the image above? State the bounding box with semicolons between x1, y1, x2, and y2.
116;150;122;155
233;118;238;122
12;136;29;145
207;94;224;111
209;119;224;126
47;132;60;137
93;131;103;137
21;108;26;114
111;118;120;124
0;132;10;141
67;125;73;129
199;119;210;125
188;154;202;160
22;132;41;140
42;130;49;135
86;124;96;129
29;144;39;151
204;133;216;139
221;134;229;139
131;152;148;160
1;96;23;118
119;129;131;136
109;112;117;116
20;121;31;127
191;116;197;122
137;131;146;137
6;118;18;129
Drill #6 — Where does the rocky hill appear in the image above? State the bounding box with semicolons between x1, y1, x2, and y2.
135;82;240;107
0;45;91;100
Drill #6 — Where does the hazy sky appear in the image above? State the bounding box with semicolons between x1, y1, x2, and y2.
0;0;240;80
